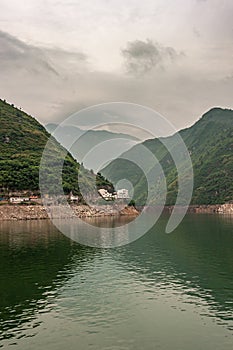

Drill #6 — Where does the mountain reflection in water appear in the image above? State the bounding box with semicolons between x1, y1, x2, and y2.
0;214;232;350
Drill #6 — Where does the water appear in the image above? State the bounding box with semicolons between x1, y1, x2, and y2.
0;214;232;349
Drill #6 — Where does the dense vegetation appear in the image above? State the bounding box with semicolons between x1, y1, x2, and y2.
0;99;96;197
1;100;232;205
102;108;233;205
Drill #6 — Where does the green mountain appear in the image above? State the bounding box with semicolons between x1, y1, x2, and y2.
0;99;96;196
102;108;233;205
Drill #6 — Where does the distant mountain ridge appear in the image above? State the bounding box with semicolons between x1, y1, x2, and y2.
101;108;233;205
46;123;138;140
1;100;232;206
45;123;139;172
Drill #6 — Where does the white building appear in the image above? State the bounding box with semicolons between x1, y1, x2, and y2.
69;192;79;202
117;189;129;199
98;189;114;201
9;197;30;203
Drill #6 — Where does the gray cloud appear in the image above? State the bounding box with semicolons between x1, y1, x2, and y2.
0;30;87;77
193;27;201;38
0;30;89;122
0;30;59;76
0;21;232;136
121;39;181;75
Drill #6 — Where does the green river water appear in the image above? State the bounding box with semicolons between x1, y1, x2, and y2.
0;214;232;349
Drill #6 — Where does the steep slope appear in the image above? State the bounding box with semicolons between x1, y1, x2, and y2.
45;123;138;172
102;108;233;205
0;99;95;195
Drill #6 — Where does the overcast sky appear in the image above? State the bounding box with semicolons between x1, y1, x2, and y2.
0;0;233;131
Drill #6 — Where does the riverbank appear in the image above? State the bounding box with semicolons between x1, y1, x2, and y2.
165;203;233;214
0;203;232;221
190;203;233;214
0;204;139;221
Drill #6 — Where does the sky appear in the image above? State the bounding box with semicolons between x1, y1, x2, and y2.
0;0;233;132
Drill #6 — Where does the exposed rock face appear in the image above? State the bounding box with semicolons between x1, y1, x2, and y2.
120;206;139;216
187;204;233;214
0;203;232;221
143;204;233;215
0;204;139;221
0;205;48;220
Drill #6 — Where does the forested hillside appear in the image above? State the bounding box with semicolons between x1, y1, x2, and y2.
102;108;233;205
0;99;94;195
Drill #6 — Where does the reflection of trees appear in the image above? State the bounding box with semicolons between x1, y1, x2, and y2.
115;214;233;330
0;220;94;341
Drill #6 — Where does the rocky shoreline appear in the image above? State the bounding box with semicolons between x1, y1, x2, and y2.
0;204;139;221
190;203;233;214
165;203;233;214
0;203;232;221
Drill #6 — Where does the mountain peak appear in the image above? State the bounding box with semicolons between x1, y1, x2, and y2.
200;107;233;125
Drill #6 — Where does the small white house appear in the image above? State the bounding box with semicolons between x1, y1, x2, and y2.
117;189;129;199
98;189;114;201
69;192;79;202
10;197;30;203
